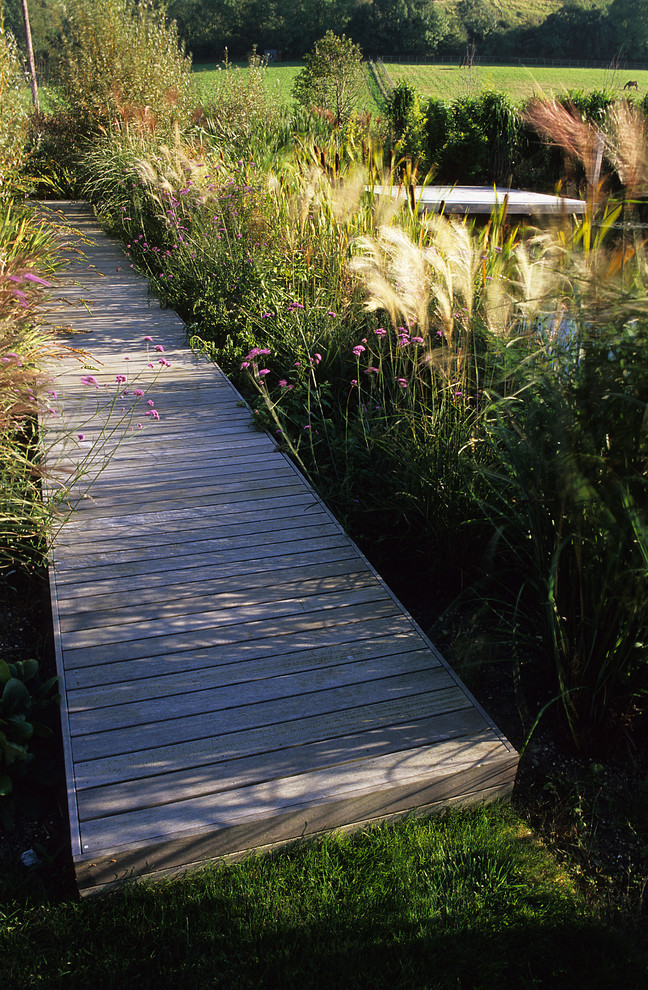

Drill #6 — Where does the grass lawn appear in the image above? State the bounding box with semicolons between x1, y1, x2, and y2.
190;60;648;120
382;63;648;102
2;803;646;989
191;61;384;116
192;61;303;105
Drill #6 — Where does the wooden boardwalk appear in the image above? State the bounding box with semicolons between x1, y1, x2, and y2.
41;202;518;894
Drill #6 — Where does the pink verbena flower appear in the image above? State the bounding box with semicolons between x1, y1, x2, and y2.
81;375;100;387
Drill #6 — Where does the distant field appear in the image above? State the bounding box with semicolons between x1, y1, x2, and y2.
189;59;648;115
382;62;648;103
192;62;303;105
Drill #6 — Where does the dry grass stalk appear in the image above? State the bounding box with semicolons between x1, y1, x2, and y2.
605;101;648;197
522;98;605;197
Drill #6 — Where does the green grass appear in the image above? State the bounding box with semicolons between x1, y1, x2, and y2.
191;61;383;115
190;60;648;118
383;62;648;102
3;804;646;989
192;61;304;106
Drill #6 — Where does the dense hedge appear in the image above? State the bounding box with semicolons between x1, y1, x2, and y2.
386;84;635;192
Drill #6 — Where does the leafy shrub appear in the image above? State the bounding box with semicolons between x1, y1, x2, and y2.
386;82;427;168
0;657;59;830
52;0;192;136
0;20;30;198
194;50;289;163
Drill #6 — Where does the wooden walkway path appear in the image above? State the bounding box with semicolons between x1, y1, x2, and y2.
41;202;518;894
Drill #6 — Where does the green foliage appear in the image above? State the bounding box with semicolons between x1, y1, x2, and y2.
292;31;365;126
195;49;290;162
0;19;30;198
0;656;59;830
52;0;192;135
386;81;428;166
81;83;648;756
0;202;63;572
457;0;497;43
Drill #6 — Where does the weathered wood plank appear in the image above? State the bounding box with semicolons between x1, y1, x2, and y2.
77;708;489;819
59;570;378;633
55;556;366;613
75;755;518;891
65;621;426;691
69;659;453;739
67;644;439;711
73;686;473;792
61;598;403;669
77;738;515;853
71;681;466;764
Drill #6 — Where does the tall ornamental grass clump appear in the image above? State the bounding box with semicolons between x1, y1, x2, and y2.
0;203;64;572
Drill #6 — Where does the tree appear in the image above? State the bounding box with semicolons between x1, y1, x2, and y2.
20;0;39;112
607;0;648;58
292;30;365;125
457;0;497;45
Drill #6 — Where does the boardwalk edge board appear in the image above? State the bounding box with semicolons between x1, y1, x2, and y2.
41;201;518;895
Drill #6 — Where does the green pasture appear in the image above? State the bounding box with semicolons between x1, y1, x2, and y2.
191;61;304;105
191;60;648;116
383;62;648;103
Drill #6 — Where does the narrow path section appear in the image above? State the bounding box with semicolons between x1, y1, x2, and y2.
41;202;518;894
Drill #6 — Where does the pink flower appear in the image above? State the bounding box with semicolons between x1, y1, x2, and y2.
327;311;337;317
147;399;155;406
240;361;250;370
77;433;85;440
158;358;171;367
374;328;386;337
144;337;153;342
133;389;144;397
395;377;408;388
258;368;270;376
155;344;165;352
81;375;99;387
278;379;288;387
352;345;365;356
22;272;51;287
115;374;127;383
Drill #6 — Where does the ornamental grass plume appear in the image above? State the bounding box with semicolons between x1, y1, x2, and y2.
604;100;648;198
522;97;605;204
349;214;482;347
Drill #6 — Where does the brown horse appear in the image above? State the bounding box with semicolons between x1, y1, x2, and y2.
624;80;639;90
